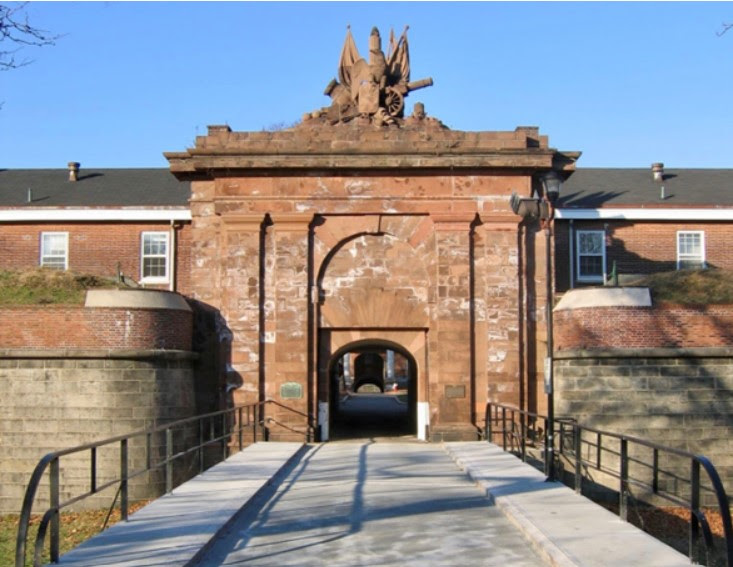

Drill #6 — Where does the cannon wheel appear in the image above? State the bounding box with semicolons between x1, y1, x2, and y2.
384;89;404;117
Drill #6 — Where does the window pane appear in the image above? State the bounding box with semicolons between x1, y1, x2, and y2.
679;259;704;270
677;232;704;270
579;256;603;277
41;233;67;270
579;232;602;254
143;257;166;278
141;233;168;280
143;234;167;255
678;233;701;255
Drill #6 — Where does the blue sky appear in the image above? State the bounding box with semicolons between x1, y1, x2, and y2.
2;1;733;169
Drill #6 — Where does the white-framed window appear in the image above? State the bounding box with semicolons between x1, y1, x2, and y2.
677;231;705;270
576;230;606;282
140;232;169;283
40;232;68;270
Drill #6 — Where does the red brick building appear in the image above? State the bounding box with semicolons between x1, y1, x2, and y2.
0;166;192;293
555;165;733;291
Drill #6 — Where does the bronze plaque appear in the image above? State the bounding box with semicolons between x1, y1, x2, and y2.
280;382;303;400
445;385;466;399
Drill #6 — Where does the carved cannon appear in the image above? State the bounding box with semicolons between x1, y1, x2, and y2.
383;77;434;117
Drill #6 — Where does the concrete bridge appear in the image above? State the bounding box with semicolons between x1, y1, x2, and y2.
54;439;689;566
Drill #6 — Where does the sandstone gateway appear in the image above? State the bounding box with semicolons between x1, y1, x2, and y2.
166;27;579;441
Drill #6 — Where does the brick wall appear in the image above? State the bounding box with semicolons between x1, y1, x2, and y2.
0;305;193;350
555;220;733;291
555;304;733;350
0;222;192;295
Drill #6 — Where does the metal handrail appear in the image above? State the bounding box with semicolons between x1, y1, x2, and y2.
485;402;733;566
15;399;315;567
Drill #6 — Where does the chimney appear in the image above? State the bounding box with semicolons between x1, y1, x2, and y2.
651;162;664;182
68;162;80;182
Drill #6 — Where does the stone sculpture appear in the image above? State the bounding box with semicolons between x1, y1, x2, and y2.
307;26;434;126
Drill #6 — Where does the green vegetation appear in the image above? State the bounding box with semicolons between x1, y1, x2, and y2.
635;269;733;305
0;269;122;306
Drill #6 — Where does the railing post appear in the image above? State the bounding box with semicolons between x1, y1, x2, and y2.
619;438;628;522
90;447;97;494
120;439;128;521
544;416;550;477
49;458;60;564
238;406;244;451
486;404;493;442
221;412;227;461
501;407;507;451
574;423;582;494
199;419;205;473
520;410;526;462
165;428;173;494
652;448;659;494
690;459;701;563
253;405;258;444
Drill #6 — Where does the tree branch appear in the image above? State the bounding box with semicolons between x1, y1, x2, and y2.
717;22;733;37
0;3;59;70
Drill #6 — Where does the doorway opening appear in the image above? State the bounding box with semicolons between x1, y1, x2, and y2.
328;340;417;440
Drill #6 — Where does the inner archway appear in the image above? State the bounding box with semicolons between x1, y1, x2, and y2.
328;340;417;440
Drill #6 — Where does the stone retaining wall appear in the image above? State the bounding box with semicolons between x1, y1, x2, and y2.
553;303;733;503
0;350;198;513
0;292;198;513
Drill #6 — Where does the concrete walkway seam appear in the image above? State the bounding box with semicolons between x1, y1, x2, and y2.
444;443;578;567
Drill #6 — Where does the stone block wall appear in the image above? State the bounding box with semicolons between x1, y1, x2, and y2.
555;353;733;504
0;294;198;513
0;351;198;513
554;303;733;503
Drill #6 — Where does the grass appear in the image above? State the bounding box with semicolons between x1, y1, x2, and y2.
0;269;122;306
0;502;149;567
634;268;733;305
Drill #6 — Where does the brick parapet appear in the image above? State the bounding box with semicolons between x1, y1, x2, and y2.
554;304;733;350
0;305;193;350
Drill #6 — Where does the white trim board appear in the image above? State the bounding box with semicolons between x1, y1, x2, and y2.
556;208;733;221
0;208;191;222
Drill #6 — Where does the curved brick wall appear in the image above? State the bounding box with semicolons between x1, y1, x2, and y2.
0;305;192;350
554;303;733;350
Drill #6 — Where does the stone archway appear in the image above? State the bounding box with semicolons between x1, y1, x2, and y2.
325;338;419;440
315;224;431;440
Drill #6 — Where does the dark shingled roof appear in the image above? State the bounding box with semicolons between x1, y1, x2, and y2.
560;168;733;208
0;168;189;207
2;167;731;209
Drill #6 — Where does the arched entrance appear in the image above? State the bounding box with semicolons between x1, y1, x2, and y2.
326;339;417;440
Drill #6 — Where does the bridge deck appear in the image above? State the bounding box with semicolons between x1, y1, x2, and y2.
55;441;690;566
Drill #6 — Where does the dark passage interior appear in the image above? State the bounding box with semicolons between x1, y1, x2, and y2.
329;341;416;440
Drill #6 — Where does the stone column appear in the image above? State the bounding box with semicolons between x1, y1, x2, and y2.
268;214;312;437
479;215;523;409
429;213;477;440
219;214;265;407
